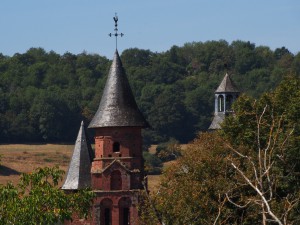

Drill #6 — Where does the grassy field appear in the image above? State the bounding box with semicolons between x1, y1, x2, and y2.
0;144;161;191
0;144;73;186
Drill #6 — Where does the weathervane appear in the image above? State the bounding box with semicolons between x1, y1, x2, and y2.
109;13;124;50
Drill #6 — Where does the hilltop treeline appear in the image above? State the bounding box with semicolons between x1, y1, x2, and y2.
0;40;299;143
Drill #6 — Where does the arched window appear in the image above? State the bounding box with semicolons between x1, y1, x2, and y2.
119;197;132;225
100;198;113;225
218;95;224;112
111;170;122;190
226;95;233;111
113;142;120;152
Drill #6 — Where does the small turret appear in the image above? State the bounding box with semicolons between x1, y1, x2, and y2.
62;121;93;190
209;73;240;130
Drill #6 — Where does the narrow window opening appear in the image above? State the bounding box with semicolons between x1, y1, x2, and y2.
100;199;112;225
119;198;131;225
218;95;224;112
113;142;120;152
104;208;111;225
226;95;233;111
123;208;130;225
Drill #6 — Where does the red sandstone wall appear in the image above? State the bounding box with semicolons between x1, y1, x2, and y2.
67;127;144;225
65;192;140;225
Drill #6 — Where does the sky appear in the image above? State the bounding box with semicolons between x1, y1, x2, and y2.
1;0;299;59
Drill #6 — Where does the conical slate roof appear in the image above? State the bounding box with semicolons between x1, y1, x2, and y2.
88;50;149;128
62;121;93;190
215;73;239;93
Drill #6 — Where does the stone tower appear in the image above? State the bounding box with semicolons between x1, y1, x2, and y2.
209;73;239;130
88;50;148;225
62;50;148;225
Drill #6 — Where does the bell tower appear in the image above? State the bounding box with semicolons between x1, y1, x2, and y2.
88;50;149;225
63;14;149;225
209;73;240;130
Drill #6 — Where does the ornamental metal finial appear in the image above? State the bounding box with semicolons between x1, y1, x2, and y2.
109;13;124;50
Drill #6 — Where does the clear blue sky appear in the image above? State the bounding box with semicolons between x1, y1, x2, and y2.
1;0;299;59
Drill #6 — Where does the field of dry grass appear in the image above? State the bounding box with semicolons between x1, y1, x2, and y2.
0;144;162;191
0;144;73;187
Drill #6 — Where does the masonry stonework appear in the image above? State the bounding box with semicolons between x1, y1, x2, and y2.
63;50;148;225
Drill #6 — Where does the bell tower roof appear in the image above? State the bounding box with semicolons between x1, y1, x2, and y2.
215;73;239;93
88;50;149;128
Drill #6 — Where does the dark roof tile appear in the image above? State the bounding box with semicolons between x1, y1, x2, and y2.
208;113;225;130
215;73;240;93
62;121;93;190
88;51;149;128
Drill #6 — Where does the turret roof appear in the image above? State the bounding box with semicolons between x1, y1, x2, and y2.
208;113;225;130
215;73;239;93
88;50;149;128
62;121;93;190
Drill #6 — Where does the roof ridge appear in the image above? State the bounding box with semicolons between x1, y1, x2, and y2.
102;159;132;173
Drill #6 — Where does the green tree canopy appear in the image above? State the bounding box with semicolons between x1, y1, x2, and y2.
0;166;94;225
0;42;299;144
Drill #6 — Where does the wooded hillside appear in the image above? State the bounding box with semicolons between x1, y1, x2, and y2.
0;40;299;144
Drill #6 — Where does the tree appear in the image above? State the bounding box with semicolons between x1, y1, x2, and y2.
292;52;300;75
274;47;291;60
142;76;300;225
0;166;94;225
221;76;300;224
0;43;295;143
231;40;258;74
146;84;189;143
121;48;153;67
156;138;182;162
143;151;163;175
143;133;236;225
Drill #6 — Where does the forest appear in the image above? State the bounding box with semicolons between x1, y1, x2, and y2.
0;40;299;144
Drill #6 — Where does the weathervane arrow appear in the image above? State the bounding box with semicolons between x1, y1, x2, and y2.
109;13;124;50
